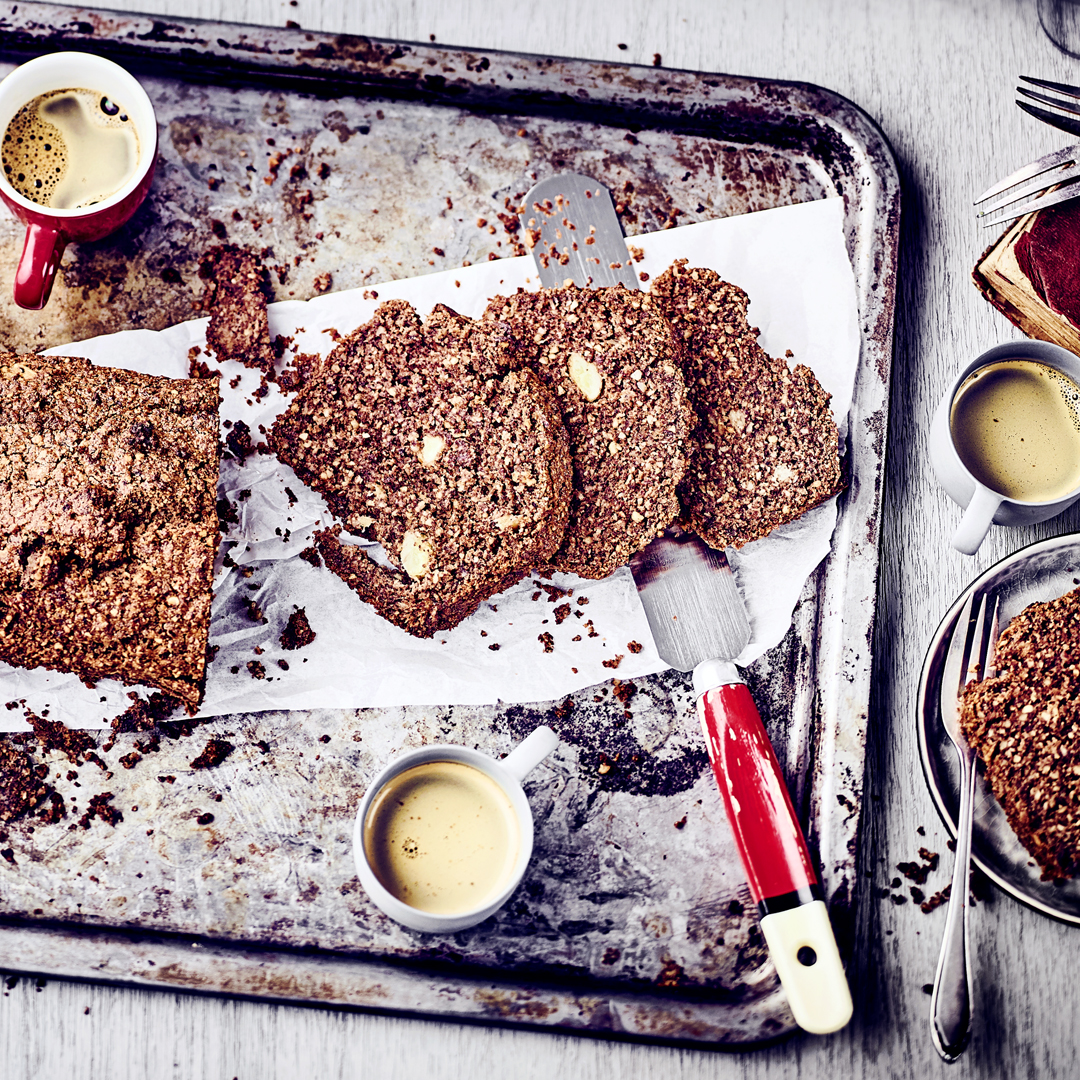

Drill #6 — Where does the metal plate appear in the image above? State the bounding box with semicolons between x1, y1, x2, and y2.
916;533;1080;924
0;2;900;1046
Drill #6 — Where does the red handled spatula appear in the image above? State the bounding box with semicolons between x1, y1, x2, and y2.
521;174;853;1035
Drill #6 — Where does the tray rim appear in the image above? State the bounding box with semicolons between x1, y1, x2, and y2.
0;0;902;1046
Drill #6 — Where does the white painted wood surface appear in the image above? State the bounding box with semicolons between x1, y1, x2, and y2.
2;0;1080;1076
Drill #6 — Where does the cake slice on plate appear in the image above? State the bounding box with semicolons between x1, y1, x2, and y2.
960;586;1080;883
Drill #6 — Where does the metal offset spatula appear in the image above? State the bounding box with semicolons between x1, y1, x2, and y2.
521;174;853;1035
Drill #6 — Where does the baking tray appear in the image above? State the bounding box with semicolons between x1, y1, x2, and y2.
0;2;899;1046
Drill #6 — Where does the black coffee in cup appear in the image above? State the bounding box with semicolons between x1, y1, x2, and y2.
1;88;140;209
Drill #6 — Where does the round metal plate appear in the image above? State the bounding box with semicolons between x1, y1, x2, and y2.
916;533;1080;924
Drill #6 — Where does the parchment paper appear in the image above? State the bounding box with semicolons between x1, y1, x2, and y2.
0;197;859;730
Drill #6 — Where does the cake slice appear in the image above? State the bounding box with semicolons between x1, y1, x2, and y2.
959;586;1080;882
481;285;692;579
650;260;843;550
200;244;276;374
269;300;572;637
0;353;220;710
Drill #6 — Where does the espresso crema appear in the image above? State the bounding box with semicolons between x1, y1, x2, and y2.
2;88;139;209
363;760;520;915
950;359;1080;503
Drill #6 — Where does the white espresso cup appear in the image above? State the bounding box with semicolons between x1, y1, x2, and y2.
930;339;1080;555
353;725;559;933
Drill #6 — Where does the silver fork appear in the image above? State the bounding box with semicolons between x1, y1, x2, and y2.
974;143;1080;227
974;76;1080;227
930;589;1000;1063
1016;75;1080;139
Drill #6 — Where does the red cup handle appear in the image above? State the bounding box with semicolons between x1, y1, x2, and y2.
14;222;66;310
697;683;818;905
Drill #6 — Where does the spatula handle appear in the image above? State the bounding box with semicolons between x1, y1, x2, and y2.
696;664;853;1034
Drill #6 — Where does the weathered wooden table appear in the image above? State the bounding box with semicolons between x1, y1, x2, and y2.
1;0;1079;1077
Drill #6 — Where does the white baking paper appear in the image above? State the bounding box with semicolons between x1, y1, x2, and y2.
0;196;859;730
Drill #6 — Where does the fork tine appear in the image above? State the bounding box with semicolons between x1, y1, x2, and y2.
1017;100;1080;140
943;592;976;704
983;595;1000;680
973;143;1080;204
976;157;1080;213
1017;86;1080;118
1020;75;1080;100
965;595;989;688
978;174;1080;228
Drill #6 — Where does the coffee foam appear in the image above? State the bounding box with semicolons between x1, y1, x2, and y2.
950;359;1080;502
1;88;138;209
363;760;520;914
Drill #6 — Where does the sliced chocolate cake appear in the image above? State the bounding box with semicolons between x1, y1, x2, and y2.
201;244;276;375
269;300;572;637
0;353;220;710
481;285;692;579
651;259;843;551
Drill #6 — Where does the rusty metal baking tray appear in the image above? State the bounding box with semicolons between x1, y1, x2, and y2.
0;1;899;1046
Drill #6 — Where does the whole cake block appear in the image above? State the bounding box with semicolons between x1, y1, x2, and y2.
0;353;220;711
269;300;572;637
650;260;843;551
960;586;1080;882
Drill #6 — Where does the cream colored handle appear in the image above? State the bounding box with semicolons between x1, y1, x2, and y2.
759;901;854;1034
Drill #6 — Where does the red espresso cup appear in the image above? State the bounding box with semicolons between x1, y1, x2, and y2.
0;52;158;309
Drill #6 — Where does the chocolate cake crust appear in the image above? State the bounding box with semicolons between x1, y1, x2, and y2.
960;586;1080;882
270;300;572;637
482;285;692;579
650;260;843;551
0;353;220;709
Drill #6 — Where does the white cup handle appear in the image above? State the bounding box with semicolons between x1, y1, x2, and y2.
951;483;1003;555
501;725;559;783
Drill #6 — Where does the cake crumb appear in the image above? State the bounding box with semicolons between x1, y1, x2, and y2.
280;607;316;650
0;741;49;822
190;739;234;770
